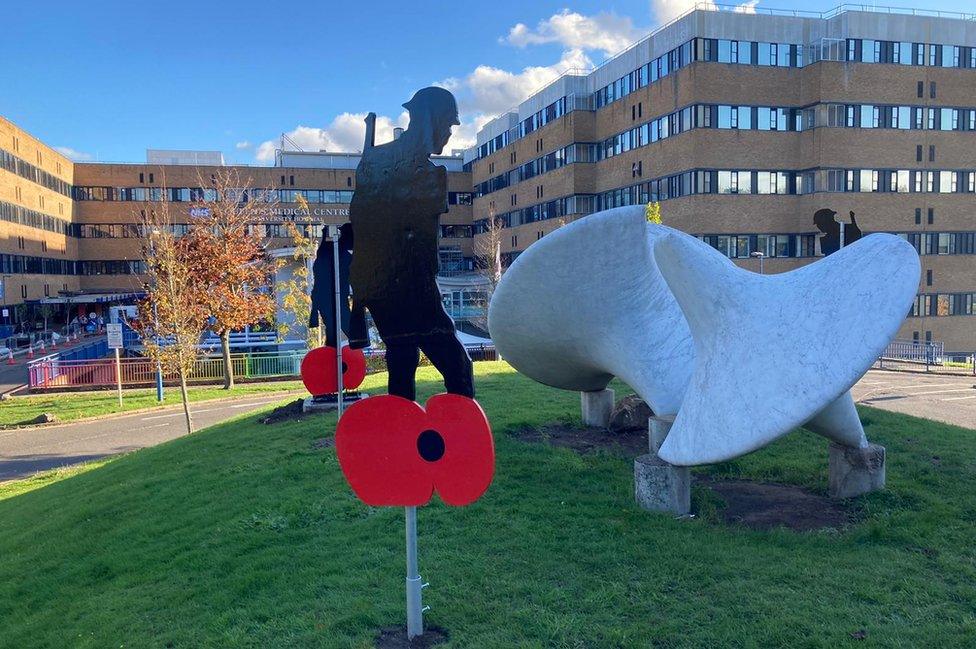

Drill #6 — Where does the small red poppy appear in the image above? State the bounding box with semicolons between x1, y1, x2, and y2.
300;346;367;396
335;394;494;507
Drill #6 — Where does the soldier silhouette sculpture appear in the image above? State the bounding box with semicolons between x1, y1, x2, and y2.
814;208;863;256
345;86;474;401
309;222;354;348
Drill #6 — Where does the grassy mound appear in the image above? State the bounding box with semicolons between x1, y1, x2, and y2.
1;362;974;647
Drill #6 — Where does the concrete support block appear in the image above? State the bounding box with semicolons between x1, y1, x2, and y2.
634;454;691;515
828;442;886;498
635;413;690;515
580;389;614;428
648;414;676;453
302;393;368;413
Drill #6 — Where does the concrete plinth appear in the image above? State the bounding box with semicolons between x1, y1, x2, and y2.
828;442;886;498
580;389;614;428
302;393;368;413
648;414;676;453
635;414;690;515
634;454;691;515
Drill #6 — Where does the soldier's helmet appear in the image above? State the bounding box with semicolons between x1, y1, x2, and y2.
402;87;460;126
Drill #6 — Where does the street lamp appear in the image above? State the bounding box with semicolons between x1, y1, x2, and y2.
148;228;164;402
750;251;766;275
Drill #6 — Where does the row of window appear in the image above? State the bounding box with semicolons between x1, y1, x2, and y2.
475;102;976;197
0;199;75;237
699;233;817;259
911;293;976;317
898;232;976;256
597;168;976;205
475;36;976;160
441;224;474;238
0;254;77;276
476;167;976;234
847;39;976;68
0;254;150;276
0;149;72;197
76;221;479;241
72;186;474;207
73;186;359;204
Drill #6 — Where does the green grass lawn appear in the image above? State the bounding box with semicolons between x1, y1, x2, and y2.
1;362;974;647
0;381;306;427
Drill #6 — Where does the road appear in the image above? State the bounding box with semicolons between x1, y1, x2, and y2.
0;393;295;481
1;368;973;483
852;369;976;430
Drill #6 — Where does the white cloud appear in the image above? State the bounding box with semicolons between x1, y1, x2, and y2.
54;146;92;161
734;0;759;13
254;112;410;162
235;140;251;150
455;48;593;118
650;0;758;23
503;10;643;57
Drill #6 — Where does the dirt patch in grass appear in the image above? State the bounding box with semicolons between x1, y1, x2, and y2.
701;478;854;532
511;424;648;456
259;399;307;425
375;626;448;648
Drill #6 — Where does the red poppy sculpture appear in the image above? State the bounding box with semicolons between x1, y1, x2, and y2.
336;393;494;506
300;345;367;396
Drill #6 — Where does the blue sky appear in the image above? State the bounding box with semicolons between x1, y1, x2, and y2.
2;0;972;165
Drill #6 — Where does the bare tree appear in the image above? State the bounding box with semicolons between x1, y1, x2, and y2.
472;212;506;331
137;192;208;434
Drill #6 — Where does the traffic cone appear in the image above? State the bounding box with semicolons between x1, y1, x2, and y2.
50;337;57;349
6;350;13;365
38;341;46;354
26;345;34;360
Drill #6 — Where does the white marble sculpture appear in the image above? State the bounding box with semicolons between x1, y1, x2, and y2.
487;206;692;416
488;206;921;466
652;230;919;465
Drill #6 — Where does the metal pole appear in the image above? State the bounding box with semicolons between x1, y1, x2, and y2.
114;347;123;408
332;225;344;417
405;505;425;639
153;302;164;402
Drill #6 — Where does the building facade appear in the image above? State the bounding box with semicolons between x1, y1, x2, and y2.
1;6;974;349
469;7;976;351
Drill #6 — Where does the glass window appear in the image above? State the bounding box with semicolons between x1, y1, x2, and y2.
737;41;753;65
718;40;733;63
896;106;911;129
737;106;752;129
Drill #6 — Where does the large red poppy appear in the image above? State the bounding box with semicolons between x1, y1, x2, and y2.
300;345;367;396
335;394;494;507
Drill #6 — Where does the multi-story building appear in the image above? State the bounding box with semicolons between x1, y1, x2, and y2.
1;5;974;350
469;6;976;351
0;118;79;332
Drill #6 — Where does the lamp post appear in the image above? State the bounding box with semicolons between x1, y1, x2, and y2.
750;251;766;275
149;229;164;402
0;275;10;326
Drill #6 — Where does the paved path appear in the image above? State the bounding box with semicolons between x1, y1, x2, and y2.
852;369;976;430
0;393;296;481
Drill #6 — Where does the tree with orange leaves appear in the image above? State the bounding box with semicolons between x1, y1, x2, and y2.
186;169;276;389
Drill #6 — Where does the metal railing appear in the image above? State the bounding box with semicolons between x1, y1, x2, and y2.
875;339;975;375
27;345;499;390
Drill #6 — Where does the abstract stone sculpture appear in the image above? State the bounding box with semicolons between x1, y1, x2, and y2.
653;230;919;466
488;206;693;416
489;205;920;466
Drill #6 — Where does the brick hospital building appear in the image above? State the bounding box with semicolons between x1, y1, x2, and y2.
2;5;975;349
